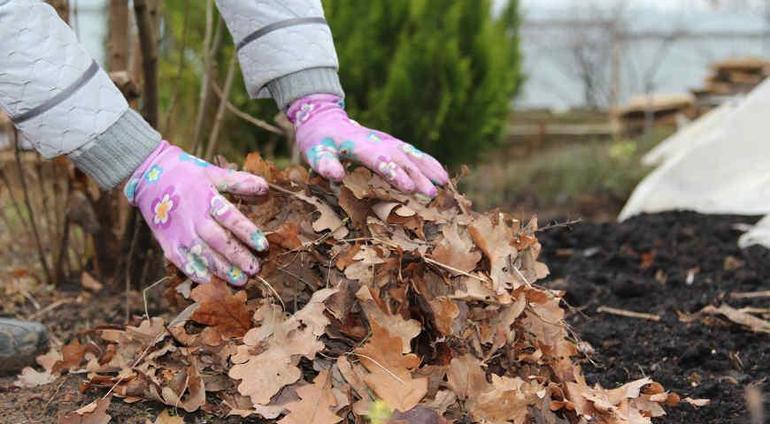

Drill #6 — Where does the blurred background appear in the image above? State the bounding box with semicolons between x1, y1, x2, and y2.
1;0;769;286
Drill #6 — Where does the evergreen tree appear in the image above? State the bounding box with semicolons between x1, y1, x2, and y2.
324;0;522;166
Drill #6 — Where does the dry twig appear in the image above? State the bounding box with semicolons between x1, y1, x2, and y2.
597;306;661;321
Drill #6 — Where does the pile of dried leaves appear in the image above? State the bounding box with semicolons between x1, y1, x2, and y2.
19;154;686;423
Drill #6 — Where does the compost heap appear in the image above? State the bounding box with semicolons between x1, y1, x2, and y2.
21;154;680;423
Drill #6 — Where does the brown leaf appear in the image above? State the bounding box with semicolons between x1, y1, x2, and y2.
267;222;303;250
469;375;538;424
55;340;88;372
14;367;56;388
278;370;342;424
191;278;251;338
59;397;111;424
429;223;481;274
447;354;488;400
146;410;184;424
338;186;370;227
429;297;460;336
357;286;421;353
159;364;206;413
469;214;519;294
81;272;104;292
355;322;428;412
229;289;337;406
293;191;349;239
243;151;277;182
698;304;770;333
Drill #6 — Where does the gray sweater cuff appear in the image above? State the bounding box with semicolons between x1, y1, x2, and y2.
68;109;161;189
267;67;344;110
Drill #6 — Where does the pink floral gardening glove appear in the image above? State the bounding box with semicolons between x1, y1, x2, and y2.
287;94;449;197
124;141;269;286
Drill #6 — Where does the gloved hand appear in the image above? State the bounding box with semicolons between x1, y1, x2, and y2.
287;94;449;197
124;141;269;286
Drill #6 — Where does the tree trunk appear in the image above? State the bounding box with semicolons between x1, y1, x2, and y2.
46;0;69;22
108;0;130;72
120;0;164;287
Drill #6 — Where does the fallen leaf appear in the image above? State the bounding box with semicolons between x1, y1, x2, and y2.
429;297;460;336
447;354;488;400
14;367;56;388
429;223;481;274
698;304;770;333
267;222;303;250
294;191;349;239
81;272;104;292
682;397;710;407
469;375;537;424
55;340;88;372
357;286;421;353
355;322;428;412
469;214;519;294
59;397;111;424
279;370;342;424
190;278;251;338
146;410;184;424
229;289;337;406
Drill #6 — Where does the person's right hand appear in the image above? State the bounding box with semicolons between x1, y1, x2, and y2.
124;141;269;286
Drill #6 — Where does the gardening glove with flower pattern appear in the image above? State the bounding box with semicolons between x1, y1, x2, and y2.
287;94;449;197
124;141;269;286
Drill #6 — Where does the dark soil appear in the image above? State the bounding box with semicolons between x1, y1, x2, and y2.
538;211;770;423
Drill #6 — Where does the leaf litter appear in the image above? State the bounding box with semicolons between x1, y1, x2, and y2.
20;154;688;423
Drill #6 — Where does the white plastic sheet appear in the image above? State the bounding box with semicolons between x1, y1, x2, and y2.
619;79;770;249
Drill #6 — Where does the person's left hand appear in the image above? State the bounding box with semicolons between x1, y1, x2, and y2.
287;94;449;197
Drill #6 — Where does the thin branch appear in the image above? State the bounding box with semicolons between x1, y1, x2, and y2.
537;218;583;232
192;8;224;155
14;134;51;285
211;81;286;135
597;306;661;321
204;54;238;160
162;1;192;133
133;0;159;127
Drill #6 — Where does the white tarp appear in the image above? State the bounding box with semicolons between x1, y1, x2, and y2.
619;79;770;249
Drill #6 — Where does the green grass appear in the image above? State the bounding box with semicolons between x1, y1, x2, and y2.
462;128;674;214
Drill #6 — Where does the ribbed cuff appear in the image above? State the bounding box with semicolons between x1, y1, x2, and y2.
69;109;161;189
267;67;344;110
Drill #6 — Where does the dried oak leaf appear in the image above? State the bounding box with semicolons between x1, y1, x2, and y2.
469;375;538;424
429;223;481;274
521;291;576;361
338;186;370;227
14;367;56;388
429;297;460;336
468;214;519;294
278;370;342;424
229;289;337;406
267;222;303;250
357;286;421;353
447;354;489;401
698;304;770;333
344;245;388;283
146;410;184;424
190;278;251;339
55;339;89;372
59;397;112;424
159;363;206;413
355;322;428;412
294;191;349;239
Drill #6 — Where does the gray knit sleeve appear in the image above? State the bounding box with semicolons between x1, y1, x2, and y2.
266;68;344;110
68;109;161;189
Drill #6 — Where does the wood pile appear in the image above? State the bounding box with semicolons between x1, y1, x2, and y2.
614;93;695;136
692;57;770;113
